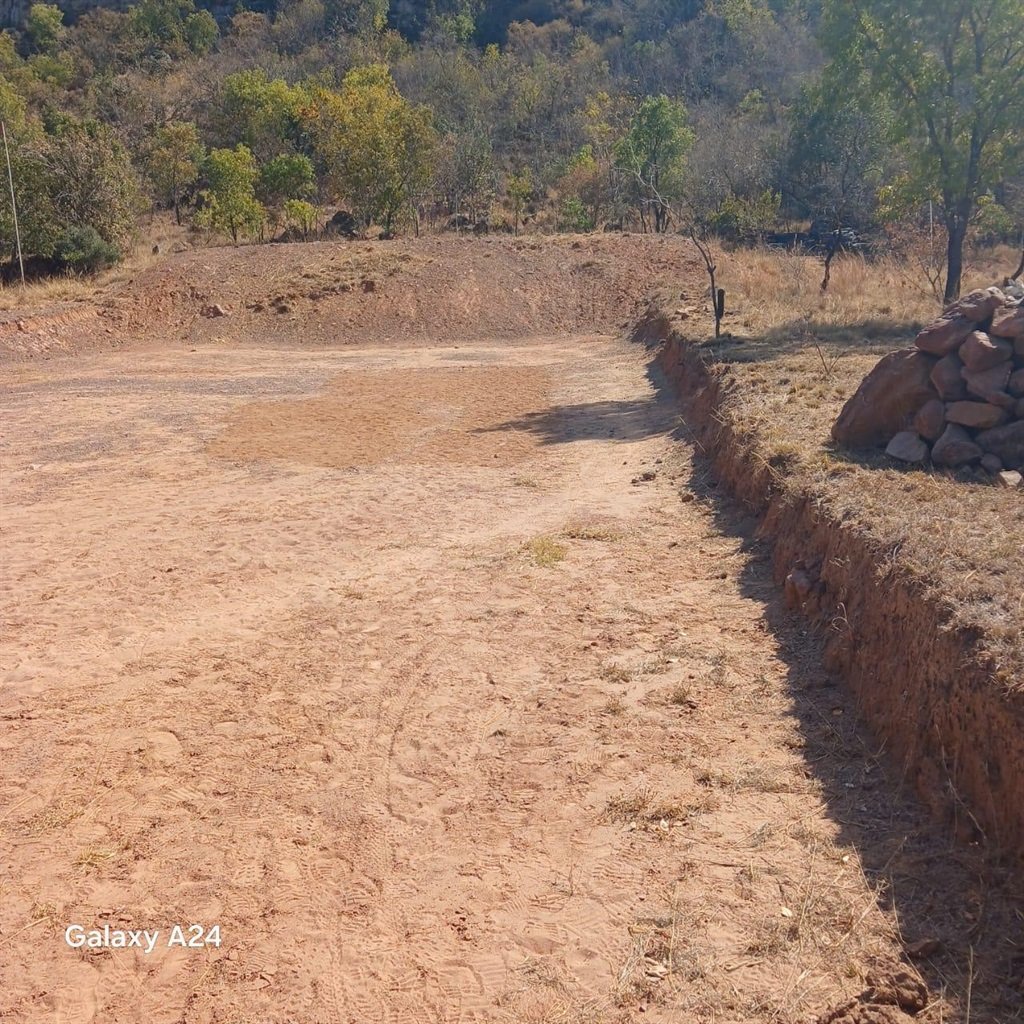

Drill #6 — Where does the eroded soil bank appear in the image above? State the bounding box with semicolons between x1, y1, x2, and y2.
652;314;1024;855
651;311;1024;1016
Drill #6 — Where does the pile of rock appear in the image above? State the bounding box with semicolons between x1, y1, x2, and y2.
832;284;1024;486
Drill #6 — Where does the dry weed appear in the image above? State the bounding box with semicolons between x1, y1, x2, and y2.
523;535;568;568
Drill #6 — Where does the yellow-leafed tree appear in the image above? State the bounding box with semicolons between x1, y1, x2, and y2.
306;65;437;235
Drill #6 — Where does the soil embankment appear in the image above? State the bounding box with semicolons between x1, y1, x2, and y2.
650;310;1024;855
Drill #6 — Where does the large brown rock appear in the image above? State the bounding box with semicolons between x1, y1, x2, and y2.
990;303;1024;340
945;401;1008;429
959;330;1013;370
975;420;1024;470
932;424;983;467
950;286;1006;322
1009;368;1024;397
1016;396;1024;419
929;353;968;400
914;314;976;356
831;348;938;449
912;398;946;441
962;361;1013;404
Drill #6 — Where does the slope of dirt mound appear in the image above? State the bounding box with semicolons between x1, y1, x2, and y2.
94;234;700;353
0;304;107;359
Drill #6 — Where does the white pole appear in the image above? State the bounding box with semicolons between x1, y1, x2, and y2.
2;121;25;288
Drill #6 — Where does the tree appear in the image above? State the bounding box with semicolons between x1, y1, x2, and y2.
434;124;496;222
306;65;437;235
195;145;265;243
183;8;217;54
284;198;318;239
25;3;65;54
783;81;890;232
614;94;693;232
127;0;218;60
258;153;316;208
215;70;306;162
823;0;1024;301
143;121;204;224
324;0;389;34
507;169;531;235
557;146;609;230
30;118;140;258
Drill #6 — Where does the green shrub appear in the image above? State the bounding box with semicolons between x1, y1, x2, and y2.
53;226;119;274
559;196;594;232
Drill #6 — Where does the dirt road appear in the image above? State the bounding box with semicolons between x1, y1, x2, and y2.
2;334;920;1021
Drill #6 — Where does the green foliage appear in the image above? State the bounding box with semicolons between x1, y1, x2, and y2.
128;0;219;60
4;0;1021;276
0;116;139;266
283;198;318;238
184;9;218;55
195;145;265;243
507;169;531;234
737;88;767;120
26;53;72;86
707;189;780;240
143;120;204;222
258;153;316;206
557;144;614;228
559;195;593;232
307;65;437;233
36;118;140;256
216;70;307;161
53;225;119;274
25;3;64;54
433;12;477;44
614;94;693;232
975;194;1017;241
785;80;889;229
823;0;1024;298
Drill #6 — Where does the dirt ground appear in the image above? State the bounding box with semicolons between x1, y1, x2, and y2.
1;239;1019;1022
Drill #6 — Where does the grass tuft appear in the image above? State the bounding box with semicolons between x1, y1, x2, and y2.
523;535;568;568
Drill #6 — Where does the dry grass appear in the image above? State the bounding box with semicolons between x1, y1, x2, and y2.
523;535;568;568
603;786;719;830
0;274;98;312
0;214;197;313
599;662;632;684
672;242;1024;669
562;519;623;542
719;242;1021;339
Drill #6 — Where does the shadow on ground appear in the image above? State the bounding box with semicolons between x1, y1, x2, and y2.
652;354;1024;1022
472;394;679;446
697;315;922;366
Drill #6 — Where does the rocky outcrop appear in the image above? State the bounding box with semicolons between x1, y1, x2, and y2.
833;287;1024;475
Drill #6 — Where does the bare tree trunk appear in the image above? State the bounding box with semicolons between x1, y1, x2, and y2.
944;204;970;303
689;227;723;338
1012;233;1024;281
